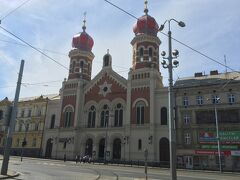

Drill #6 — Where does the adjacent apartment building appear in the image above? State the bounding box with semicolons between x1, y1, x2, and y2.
174;71;240;171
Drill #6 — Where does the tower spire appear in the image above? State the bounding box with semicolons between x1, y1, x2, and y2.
82;12;87;32
144;0;148;14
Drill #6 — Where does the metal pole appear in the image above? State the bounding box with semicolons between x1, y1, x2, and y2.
214;102;222;172
168;22;177;180
1;60;24;175
104;115;108;163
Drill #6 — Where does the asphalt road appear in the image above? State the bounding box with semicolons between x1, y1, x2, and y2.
2;157;240;180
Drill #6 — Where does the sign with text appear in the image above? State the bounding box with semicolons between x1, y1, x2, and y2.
195;150;231;156
199;131;240;144
201;145;238;150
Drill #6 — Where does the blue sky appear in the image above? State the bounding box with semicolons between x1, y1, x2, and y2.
0;0;240;100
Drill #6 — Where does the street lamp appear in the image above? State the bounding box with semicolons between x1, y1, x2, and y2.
159;18;185;180
208;97;222;172
20;120;29;161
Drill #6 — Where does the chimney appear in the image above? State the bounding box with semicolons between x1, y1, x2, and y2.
210;70;218;75
194;72;203;77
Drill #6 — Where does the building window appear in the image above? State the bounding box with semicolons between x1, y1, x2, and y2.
183;114;191;125
21;110;24;117
228;94;235;104
184;133;191;145
196;96;203;105
138;139;142;150
64;106;74;128
63;141;67;149
16;138;20;147
72;61;76;73
37;108;42;116
28;109;31;117
149;47;153;61
18;123;22;132
183;96;189;106
136;101;145;125
34;123;38;131
212;95;220;104
139;47;144;62
100;104;109;127
161;107;167;125
50;114;55;129
114;103;123;127
80;61;84;73
32;138;36;147
88;106;96;128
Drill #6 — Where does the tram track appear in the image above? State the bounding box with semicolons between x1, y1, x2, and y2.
94;168;119;180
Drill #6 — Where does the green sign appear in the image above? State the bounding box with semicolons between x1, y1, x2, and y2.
201;145;238;150
219;131;240;141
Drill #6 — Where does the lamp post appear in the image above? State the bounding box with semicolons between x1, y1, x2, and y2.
159;19;185;180
20;120;29;161
211;97;222;172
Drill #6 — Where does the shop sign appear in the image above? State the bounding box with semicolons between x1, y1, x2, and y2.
195;150;231;156
231;151;240;156
199;131;240;144
201;145;238;150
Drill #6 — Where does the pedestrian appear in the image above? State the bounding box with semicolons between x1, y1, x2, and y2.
64;154;66;162
75;155;78;164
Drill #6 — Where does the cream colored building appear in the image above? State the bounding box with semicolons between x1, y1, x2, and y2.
174;71;240;171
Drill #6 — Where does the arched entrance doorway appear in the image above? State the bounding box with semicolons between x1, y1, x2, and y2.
85;138;93;156
112;138;121;160
159;137;170;166
45;138;53;158
98;138;105;159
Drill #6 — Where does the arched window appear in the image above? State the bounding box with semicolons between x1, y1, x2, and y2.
161;107;167;125
72;61;76;73
136;101;145;125
50;114;55;129
139;47;144;62
88;106;96;128
64;106;74;128
100;104;109;127
149;47;153;61
114;103;123;127
138;139;142;150
80;61;84;73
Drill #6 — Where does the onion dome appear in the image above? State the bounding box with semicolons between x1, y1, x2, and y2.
72;15;94;51
133;0;159;36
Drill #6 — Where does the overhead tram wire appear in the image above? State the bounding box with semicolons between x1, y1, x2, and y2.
0;38;130;71
159;31;238;73
103;0;239;74
0;26;69;70
0;0;32;22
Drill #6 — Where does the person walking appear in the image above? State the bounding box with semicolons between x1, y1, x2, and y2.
64;154;66;162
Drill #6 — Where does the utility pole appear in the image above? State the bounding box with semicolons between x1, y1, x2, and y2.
1;60;24;175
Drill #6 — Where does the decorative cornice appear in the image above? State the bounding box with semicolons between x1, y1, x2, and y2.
131;34;161;46
69;49;95;59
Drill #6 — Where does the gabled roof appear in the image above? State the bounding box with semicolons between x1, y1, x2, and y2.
84;68;127;94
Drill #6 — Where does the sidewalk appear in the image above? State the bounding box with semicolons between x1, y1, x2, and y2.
0;170;20;179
